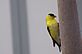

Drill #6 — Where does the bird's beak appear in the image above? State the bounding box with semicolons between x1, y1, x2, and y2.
54;15;56;18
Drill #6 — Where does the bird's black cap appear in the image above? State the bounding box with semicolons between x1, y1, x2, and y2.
48;13;56;17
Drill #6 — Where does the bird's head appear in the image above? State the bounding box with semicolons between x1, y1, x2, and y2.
46;13;56;19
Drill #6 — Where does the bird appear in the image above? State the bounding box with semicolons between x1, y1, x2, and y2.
46;13;61;52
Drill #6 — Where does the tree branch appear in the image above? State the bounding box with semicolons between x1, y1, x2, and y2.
57;0;82;54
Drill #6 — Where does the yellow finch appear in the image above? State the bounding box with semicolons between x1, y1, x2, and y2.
46;13;61;52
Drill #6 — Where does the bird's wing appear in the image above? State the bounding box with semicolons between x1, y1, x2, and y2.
47;23;61;52
47;26;51;36
47;26;56;47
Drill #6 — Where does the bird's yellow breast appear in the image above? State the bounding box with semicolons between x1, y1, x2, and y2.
46;15;58;27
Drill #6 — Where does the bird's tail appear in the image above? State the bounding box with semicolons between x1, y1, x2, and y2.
53;40;55;47
59;46;61;52
51;37;55;47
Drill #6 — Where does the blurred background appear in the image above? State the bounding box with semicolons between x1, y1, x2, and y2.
0;0;82;54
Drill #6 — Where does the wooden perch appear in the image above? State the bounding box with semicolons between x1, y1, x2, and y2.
57;0;82;54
